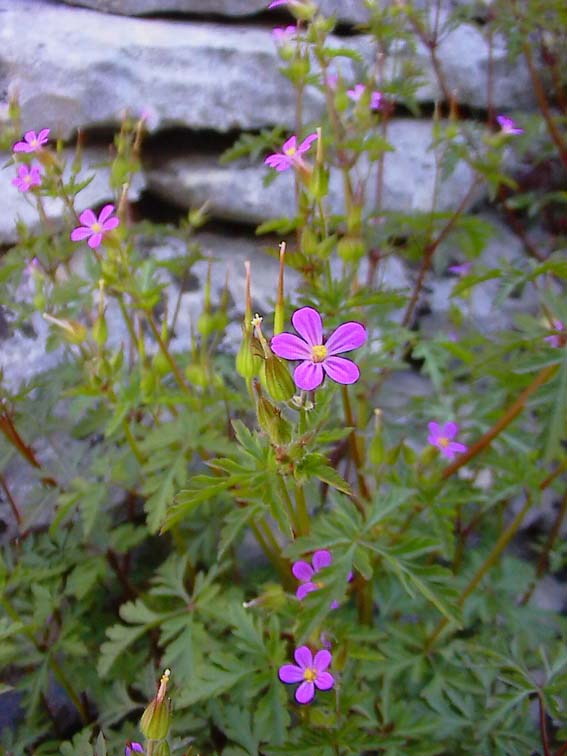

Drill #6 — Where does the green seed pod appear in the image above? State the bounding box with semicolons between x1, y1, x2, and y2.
236;331;262;379
140;670;172;741
262;356;295;402
92;313;108;347
150;740;171;756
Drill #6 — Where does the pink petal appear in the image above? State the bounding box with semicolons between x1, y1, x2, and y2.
294;361;324;391
295;681;315;704
292;307;323;346
79;208;97;226
102;216;120;232
268;0;288;7
297;582;318;600
440;447;456;459
443;422;459;439
427;434;439;446
322;356;360;385
282;135;297;154
427;422;440;437
313;649;332;673
325;322;367;355
70;226;92;241
37;128;50;143
294;646;313;669
265;154;291;171
447;441;467;454
98;204;115;224
13;142;32;153
271;333;312;360
292;560;314;582
88;233;103;249
279;664;305;684
296;133;318;154
23;130;37;144
312;550;332;572
314;671;334;691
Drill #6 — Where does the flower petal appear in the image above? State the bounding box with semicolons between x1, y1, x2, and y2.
297;582;318;600
271;333;312;360
98;204;115;224
37;128;50;143
295;681;315;704
297;133;318;154
294;646;313;669
292;307;323;346
443;421;459;439
292;560;314;582
70;226;92;241
314;671;334;691
294;361;324;391
282;135;297;154
79;208;97;226
427;421;440;438
23;130;37;143
325;321;367;355
279;664;305;684
447;441;467;454
88;232;103;249
102;216;120;232
322;356;360;385
312;550;332;572
13;142;32;153
313;649;332;673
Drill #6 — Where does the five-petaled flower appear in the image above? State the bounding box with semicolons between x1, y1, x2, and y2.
70;204;120;249
427;421;467;460
272;25;298;43
124;743;144;756
497;115;523;135
279;646;334;704
13;129;50;153
264;133;318;172
11;164;42;193
292;549;351;609
271;306;367;390
544;319;566;348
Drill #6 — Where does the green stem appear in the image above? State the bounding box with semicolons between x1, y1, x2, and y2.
341;386;370;504
146;315;193;398
295;484;310;536
278;475;299;537
122;421;145;464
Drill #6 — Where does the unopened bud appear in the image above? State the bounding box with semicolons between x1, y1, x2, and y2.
236;330;262;379
140;669;172;741
42;313;87;345
150;741;171;756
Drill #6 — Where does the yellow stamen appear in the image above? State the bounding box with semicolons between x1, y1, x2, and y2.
285;146;296;156
303;667;317;682
312;344;327;363
438;437;449;448
91;222;102;233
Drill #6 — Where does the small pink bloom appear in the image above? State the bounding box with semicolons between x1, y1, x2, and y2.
264;133;318;172
268;0;292;7
370;91;383;110
448;262;472;276
70;204;120;249
324;71;339;90
271;306;367;390
292;550;351;609
427;421;468;460
279;646;334;704
272;25;298;44
544;319;566;348
125;744;144;756
347;83;366;102
13;128;50;153
497;115;523;135
11;164;42;193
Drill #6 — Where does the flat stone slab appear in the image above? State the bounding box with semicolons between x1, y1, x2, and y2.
145;119;485;222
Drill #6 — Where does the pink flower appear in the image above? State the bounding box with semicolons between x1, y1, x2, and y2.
271;306;367;390
70;204;120;249
268;0;293;7
497;115;523;135
11;164;42;192
448;262;472;276
544;319;566;348
427;421;467;460
292;550;351;609
370;91;383;110
278;646;334;704
272;25;298;43
125;744;144;756
325;71;339;90
264;133;318;172
347;83;366;102
13;129;50;153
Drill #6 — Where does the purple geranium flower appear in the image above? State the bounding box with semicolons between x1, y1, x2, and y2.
265;133;318;172
544;319;565;348
370;91;383;110
11;164;42;193
125;743;144;756
70;204;120;249
347;83;366;102
272;25;298;43
427;421;467;460
271;306;367;390
13;128;50;153
448;261;472;276
293;550;351;609
279;646;334;704
497;115;523;135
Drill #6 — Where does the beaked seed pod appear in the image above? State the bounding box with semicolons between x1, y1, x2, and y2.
140;669;172;741
262;356;295;402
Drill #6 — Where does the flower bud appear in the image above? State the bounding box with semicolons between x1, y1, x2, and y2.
140;669;172;741
236;330;262;379
262;356;295;402
150;741;171;756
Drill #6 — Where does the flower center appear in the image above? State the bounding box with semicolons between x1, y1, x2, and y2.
303;667;317;682
437;437;449;448
285;146;296;156
312;344;327;363
91;222;102;233
24;174;31;182
31;139;38;147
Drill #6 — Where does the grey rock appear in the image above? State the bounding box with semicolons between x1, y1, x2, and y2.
0;0;324;140
531;576;567;613
0;148;145;245
146;119;484;223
